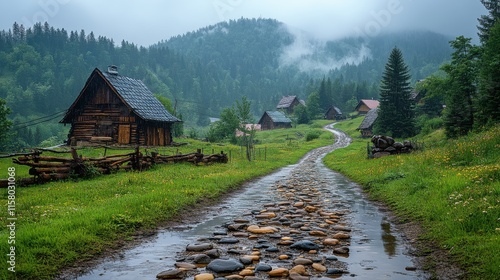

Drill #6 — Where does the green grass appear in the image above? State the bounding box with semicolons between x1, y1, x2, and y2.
0;122;334;279
325;118;500;280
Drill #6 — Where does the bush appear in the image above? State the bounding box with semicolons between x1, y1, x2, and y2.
305;131;321;141
416;115;444;135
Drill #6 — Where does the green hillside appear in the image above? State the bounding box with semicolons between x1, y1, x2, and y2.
0;19;452;151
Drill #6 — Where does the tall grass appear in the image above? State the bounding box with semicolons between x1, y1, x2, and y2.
324;118;500;280
0;122;334;279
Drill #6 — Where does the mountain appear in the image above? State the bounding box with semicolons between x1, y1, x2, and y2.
0;19;452;150
159;18;452;83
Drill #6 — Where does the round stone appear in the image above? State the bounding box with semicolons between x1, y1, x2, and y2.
255;263;272;272
323;238;340;246
186;243;213;252
194;273;215;280
290;240;320;251
218;237;239;244
279;254;290;260
268;268;289;277
156;269;186;279
239;269;254;276
333;233;350;239
207;259;244;273
289;272;310;280
312;263;327;272
293;258;313;265
289;265;306;275
175;262;197;270
191;254;211;264
333;247;350;254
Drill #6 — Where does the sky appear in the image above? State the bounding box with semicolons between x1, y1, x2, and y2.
0;0;488;47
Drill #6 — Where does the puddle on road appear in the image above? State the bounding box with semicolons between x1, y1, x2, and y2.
75;129;426;280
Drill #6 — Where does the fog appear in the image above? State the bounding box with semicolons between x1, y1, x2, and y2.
0;0;487;46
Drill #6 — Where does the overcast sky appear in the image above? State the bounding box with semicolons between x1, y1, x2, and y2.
0;0;488;46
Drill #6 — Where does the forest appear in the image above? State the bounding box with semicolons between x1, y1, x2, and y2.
0;18;453;151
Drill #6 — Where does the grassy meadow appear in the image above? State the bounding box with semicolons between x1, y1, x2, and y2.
0;121;334;279
324;117;500;280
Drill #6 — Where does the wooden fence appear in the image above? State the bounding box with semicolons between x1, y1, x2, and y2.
0;147;228;187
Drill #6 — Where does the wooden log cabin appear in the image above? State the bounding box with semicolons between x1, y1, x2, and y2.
60;66;180;146
258;111;292;130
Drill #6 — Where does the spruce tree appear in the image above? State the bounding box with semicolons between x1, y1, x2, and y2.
375;47;415;138
442;36;479;138
478;0;500;44
0;98;12;145
476;21;500;126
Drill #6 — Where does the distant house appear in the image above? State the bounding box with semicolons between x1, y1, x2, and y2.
324;106;343;120
235;124;261;137
276;96;303;114
358;108;379;137
258;111;292;130
60;66;181;146
355;99;380;114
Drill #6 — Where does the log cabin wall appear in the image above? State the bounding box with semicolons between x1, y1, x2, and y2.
62;68;180;146
260;114;274;130
68;79;138;145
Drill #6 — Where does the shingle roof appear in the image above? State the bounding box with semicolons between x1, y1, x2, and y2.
356;99;380;110
264;111;292;123
358;108;379;130
327;106;342;115
277;96;299;109
100;69;180;123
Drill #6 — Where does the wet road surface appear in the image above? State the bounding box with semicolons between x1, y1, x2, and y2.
75;125;426;280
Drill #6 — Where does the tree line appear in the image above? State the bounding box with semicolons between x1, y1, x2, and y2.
415;0;500;138
0;17;455;151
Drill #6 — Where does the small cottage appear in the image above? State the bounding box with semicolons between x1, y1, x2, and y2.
60;66;180;146
324;106;343;120
276;96;303;114
355;99;380;114
258;111;292;130
358;108;379;137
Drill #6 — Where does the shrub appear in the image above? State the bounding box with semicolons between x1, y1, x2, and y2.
306;131;321;141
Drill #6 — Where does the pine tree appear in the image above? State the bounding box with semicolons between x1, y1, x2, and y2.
0;98;12;145
318;78;331;112
476;21;500;126
442;36;480;138
478;0;500;44
375;47;415;138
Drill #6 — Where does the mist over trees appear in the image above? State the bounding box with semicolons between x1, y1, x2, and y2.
0;18;454;150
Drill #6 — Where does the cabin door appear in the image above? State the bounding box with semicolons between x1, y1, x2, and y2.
118;125;130;145
157;127;165;146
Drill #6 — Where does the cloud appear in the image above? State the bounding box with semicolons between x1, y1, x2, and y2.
279;25;372;72
0;0;488;46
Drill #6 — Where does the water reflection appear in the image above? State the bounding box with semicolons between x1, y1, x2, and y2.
73;128;425;280
381;218;397;257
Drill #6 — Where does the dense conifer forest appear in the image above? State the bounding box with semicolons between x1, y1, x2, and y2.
0;18;453;150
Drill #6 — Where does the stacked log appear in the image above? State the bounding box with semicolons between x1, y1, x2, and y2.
369;135;415;158
1;148;229;187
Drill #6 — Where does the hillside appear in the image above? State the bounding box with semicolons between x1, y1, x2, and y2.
0;19;452;150
159;18;452;83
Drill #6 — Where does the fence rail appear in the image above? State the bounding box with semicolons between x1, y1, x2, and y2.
0;147;228;187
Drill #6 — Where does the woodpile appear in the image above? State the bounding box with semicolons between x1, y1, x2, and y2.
0;148;228;187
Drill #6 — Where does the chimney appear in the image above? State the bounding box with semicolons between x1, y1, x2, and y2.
107;65;118;75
